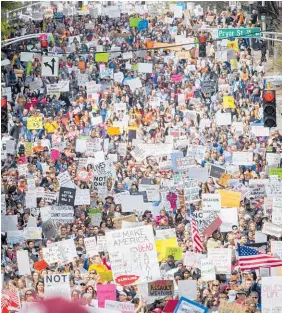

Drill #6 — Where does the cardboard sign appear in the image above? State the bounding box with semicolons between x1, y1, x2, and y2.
148;280;174;297
113;215;136;229
219;300;247;313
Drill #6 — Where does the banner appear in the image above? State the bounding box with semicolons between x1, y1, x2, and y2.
106;225;161;285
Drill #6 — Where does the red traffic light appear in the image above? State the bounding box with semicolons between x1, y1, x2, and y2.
263;90;275;103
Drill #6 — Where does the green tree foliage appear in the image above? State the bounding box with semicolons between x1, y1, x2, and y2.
1;1;24;38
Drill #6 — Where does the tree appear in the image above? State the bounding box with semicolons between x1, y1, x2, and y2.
1;1;24;38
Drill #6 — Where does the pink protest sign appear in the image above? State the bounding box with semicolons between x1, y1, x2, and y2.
171;74;183;83
50;149;60;161
97;284;116;308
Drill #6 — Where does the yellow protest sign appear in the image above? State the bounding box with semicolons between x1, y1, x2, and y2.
218;190;241;208
165;247;183;260
227;40;239;51
107;126;121;136
218;173;231;187
223;96;235;109
176;51;190;59
95;53;109;63
230;59;238;70
25;142;33;156
155;238;178;262
27;117;43;130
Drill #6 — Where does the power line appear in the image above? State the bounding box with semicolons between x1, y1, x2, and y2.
1;29;263;56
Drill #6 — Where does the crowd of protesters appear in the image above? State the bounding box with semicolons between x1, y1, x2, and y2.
1;2;282;313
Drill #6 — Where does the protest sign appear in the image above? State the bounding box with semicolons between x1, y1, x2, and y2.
232;152;253;165
50;205;74;224
44;274;71;300
184;252;206;269
202;194;221;216
174;297;208;313
46;81;69;94
95;53;109;63
201;259;216;281
223;96;235;109
268;168;282;179
209;164;226;179
58;188;76;206
178;280;197;300
218;190;241;207
97;284;116;308
220;208;238;232
188;167;209;183
148;280;174;297
105;300;134;313
262;276;282;313
27;117;43;130
16;250;31;276
106;225;161;285
42;219;57;240
271;241;282;259
138;184;160;202
262;222;282;238
113;215;136;229
24;227;42;240
216;113;232;125
266;153;281;166
265;182;282;197
218;301;247;313
108;126;121;136
164;247;183;260
208;248;232;274
7;231;25;245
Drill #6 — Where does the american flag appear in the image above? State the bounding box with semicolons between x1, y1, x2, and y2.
191;214;204;253
238;244;282;270
1;289;20;313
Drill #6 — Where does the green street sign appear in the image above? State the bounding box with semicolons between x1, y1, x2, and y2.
217;27;261;39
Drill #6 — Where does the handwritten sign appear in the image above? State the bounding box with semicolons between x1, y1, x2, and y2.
262;277;282;313
148;280;174;297
27;117;43;129
97;284;116;308
106;225;161;285
164;247;183;260
218;190;241;208
208;248;232;274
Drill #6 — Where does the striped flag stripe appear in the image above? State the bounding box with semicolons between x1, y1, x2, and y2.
191;216;203;253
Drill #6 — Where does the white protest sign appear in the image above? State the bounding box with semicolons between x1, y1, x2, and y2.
178;280;197;300
201;259;216;281
262;222;282;238
106;225;161;285
16;250;31;276
184;252;206;269
127;78;142;91
266;153;281;167
105;300;134;313
57;172;72;187
272;197;282;226
202;194;221;216
113;72;124;83
50;205;74;224
232;152;253;165
255;231;267;244
188;167;209;183
84;237;99;257
251;126;270;137
24;227;42;240
41;57;59;77
130;146;148;162
100;68;114;79
220;208;238;232
208;248;232;274
74;188;90;206
216;113;231;125
119;195;150;213
44;274;71;300
271;241;282;259
122;221;145;229
262;276;282;313
46;81;69;94
138;184;160;202
137;63;153;73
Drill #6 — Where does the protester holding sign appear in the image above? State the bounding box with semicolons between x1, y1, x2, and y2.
1;2;282;313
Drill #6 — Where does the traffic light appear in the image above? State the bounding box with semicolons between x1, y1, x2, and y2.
199;36;206;58
263;90;276;128
1;96;8;134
